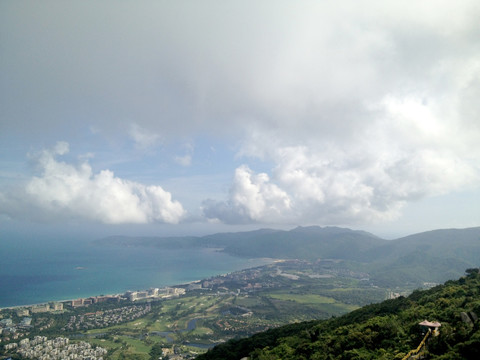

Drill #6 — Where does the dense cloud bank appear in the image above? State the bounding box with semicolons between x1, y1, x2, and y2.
1;1;479;226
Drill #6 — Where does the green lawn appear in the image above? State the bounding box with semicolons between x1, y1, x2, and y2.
267;292;336;304
122;336;151;353
145;317;171;332
189;326;214;336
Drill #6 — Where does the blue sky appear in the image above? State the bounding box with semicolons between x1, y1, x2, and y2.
1;1;479;239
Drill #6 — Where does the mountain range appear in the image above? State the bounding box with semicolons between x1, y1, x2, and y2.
96;226;480;287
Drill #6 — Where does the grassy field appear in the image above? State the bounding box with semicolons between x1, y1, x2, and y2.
81;336;151;360
267;292;337;304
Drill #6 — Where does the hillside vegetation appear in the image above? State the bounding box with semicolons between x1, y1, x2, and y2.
197;269;480;360
97;227;480;288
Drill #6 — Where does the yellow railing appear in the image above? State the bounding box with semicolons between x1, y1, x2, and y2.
401;328;431;360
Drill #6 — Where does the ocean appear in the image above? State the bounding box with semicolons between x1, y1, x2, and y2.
0;236;271;308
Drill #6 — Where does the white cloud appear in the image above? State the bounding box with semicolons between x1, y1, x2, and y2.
174;154;192;167
129;123;161;150
205;102;480;225
0;143;185;224
202;165;291;224
174;142;194;167
200;0;480;226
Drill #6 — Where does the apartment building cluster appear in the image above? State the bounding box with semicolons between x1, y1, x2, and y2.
33;302;64;313
125;286;185;301
69;295;120;308
66;286;186;308
11;302;64;317
4;336;107;360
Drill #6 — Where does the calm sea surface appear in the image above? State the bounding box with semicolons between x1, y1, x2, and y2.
0;237;271;308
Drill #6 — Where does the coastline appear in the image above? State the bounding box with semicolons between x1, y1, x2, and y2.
0;282;189;311
0;258;276;311
0;239;274;309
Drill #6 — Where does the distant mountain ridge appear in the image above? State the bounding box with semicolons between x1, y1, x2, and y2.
95;226;480;286
200;226;384;261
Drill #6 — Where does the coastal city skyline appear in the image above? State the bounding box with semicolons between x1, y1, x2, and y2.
1;1;480;240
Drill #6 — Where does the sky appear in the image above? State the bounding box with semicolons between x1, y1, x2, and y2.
1;0;480;240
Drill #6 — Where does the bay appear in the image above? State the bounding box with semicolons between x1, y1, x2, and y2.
0;237;270;308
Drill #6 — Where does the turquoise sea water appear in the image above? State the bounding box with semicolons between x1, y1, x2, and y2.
0;237;270;308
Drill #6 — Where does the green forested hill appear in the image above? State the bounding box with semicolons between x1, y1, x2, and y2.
197;269;480;360
203;226;385;261
97;226;480;288
365;227;480;287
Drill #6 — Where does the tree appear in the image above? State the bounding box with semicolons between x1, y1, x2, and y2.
149;343;164;360
465;268;479;277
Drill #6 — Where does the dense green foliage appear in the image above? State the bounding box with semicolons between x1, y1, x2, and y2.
197;269;480;360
